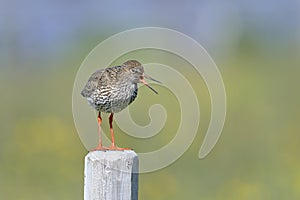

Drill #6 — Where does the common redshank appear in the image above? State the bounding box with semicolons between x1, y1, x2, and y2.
81;60;160;151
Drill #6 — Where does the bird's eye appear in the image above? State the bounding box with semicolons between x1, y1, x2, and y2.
130;68;136;73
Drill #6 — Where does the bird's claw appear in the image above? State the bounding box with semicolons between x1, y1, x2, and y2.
90;145;131;152
107;144;132;151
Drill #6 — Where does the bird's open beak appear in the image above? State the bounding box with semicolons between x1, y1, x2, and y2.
140;74;161;95
144;74;162;84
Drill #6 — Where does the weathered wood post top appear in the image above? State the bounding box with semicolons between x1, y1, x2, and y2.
84;150;139;200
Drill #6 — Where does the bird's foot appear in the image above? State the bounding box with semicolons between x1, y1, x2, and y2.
89;144;109;151
107;144;132;151
89;144;131;151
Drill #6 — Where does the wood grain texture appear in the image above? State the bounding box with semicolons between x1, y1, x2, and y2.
84;150;139;200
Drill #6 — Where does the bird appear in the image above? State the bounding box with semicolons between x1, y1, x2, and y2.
81;60;160;151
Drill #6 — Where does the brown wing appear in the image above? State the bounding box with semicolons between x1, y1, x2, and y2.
81;69;105;97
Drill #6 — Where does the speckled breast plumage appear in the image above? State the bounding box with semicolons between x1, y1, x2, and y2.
81;65;138;113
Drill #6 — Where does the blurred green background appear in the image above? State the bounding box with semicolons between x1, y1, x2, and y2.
1;1;300;199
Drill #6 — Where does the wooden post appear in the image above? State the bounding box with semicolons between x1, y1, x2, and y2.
84;150;139;200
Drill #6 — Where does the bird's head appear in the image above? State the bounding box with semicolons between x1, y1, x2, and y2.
122;60;161;94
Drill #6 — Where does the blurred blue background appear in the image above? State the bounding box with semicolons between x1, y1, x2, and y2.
1;0;300;199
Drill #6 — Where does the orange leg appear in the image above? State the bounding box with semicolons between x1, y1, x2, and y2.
109;113;116;148
91;112;108;151
108;113;131;151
